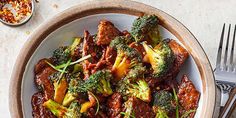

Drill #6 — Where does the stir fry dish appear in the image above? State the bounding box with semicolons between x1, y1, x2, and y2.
31;15;200;118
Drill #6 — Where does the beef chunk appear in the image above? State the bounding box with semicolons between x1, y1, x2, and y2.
105;47;117;66
123;97;155;118
34;58;52;75
31;92;56;118
91;49;107;74
35;67;56;99
166;39;189;79
107;93;123;118
178;75;200;117
129;42;146;58
97;20;120;45
87;107;107;118
83;30;103;63
168;39;189;69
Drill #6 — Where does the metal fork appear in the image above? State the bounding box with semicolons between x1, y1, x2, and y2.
215;24;236;109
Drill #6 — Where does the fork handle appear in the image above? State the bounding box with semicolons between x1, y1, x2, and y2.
221;92;229;106
220;87;236;118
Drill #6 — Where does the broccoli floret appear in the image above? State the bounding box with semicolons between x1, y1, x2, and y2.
110;36;134;49
131;15;161;46
66;101;82;118
68;70;113;96
153;90;175;116
142;41;174;78
110;36;126;49
117;79;151;102
112;43;142;80
110;37;145;80
43;99;82;118
53;47;71;65
63;79;87;106
110;36;140;60
62;76;80;106
126;62;146;80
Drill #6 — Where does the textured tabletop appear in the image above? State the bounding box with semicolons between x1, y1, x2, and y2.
0;0;236;117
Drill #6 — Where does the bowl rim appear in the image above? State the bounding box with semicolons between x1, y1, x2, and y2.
9;0;216;117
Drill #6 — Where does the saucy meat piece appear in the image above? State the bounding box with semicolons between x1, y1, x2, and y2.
82;31;103;79
107;93;122;118
167;39;189;78
178;75;200;117
97;20;120;45
35;67;56;99
83;31;103;62
87;108;107;118
168;40;189;68
91;49;107;74
71;41;83;61
123;97;155;118
34;58;52;75
31;92;56;118
129;42;146;58
105;47;117;66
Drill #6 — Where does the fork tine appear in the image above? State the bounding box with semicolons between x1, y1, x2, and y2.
216;24;226;68
224;24;231;68
230;25;236;68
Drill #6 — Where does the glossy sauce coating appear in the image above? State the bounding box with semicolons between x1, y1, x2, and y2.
178;75;200;117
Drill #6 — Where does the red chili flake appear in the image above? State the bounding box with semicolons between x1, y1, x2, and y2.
0;0;32;24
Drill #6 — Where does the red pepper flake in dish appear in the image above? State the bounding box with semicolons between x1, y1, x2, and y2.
0;0;32;24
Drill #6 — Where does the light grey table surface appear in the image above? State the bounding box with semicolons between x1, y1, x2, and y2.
0;0;236;117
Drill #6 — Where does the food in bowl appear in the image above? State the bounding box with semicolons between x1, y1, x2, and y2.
31;15;200;118
0;0;32;24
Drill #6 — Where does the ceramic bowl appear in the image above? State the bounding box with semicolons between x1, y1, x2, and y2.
9;0;216;118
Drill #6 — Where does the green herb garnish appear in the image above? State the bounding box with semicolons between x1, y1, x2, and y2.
181;109;196;118
120;112;136;118
88;91;100;115
173;88;179;118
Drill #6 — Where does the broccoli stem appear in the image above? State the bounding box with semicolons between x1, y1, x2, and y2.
62;92;77;106
53;77;68;104
70;37;82;55
43;99;68;117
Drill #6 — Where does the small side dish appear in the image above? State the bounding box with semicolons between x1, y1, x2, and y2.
0;0;32;24
31;15;200;118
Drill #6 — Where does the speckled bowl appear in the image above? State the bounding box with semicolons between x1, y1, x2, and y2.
9;0;216;118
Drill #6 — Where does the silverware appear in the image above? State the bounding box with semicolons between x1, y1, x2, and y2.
220;87;236;118
214;24;236;117
0;0;34;26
